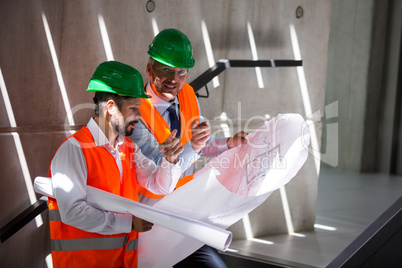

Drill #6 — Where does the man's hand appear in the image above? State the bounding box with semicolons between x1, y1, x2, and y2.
227;131;248;149
191;120;211;154
132;216;153;232
158;129;183;164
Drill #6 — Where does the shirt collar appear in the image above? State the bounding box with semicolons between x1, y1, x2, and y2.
146;83;179;114
87;118;124;148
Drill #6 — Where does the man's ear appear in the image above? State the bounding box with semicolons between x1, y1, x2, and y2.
106;100;117;116
145;62;153;78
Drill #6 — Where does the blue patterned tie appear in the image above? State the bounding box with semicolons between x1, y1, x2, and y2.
167;103;180;138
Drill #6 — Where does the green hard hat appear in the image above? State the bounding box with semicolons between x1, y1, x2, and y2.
87;61;151;99
147;28;195;69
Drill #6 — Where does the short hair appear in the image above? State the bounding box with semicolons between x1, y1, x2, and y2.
148;57;155;67
93;91;131;116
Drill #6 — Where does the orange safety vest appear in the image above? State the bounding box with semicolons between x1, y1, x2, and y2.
137;83;200;200
48;127;139;268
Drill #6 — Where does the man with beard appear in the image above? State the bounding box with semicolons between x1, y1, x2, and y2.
129;28;247;267
48;61;183;268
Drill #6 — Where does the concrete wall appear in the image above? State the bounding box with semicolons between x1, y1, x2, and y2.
0;1;331;267
377;0;402;174
325;0;402;173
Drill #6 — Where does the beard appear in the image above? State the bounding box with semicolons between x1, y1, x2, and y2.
124;119;139;136
111;113;138;136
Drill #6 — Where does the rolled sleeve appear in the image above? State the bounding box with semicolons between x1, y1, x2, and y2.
114;214;133;234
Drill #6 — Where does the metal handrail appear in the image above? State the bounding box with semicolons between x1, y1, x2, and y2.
189;59;303;97
0;197;48;244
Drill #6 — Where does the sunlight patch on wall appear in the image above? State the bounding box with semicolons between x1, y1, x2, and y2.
289;23;320;175
242;215;275;244
0;68;43;227
98;14;114;61
151;17;159;36
279;186;294;234
219;112;231;138
201;20;220;88
241;214;275;244
220;123;231;138
41;12;74;127
247;22;264;89
45;253;53;268
242;214;254;240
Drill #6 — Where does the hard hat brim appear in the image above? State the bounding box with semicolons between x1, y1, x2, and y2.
87;80;151;99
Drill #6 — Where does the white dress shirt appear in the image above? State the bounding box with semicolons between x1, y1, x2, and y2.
50;118;181;235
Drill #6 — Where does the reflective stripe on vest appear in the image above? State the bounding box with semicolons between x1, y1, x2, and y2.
49;208;138;252
48;127;139;267
126;238;139;251
138;83;200;200
48;208;61;221
51;236;129;251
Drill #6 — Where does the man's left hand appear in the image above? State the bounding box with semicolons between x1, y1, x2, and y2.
227;131;248;149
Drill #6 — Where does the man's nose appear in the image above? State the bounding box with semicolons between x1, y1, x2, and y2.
167;71;179;81
133;109;142;118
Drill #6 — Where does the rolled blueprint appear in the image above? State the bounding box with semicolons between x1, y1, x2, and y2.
138;113;310;267
33;176;232;251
